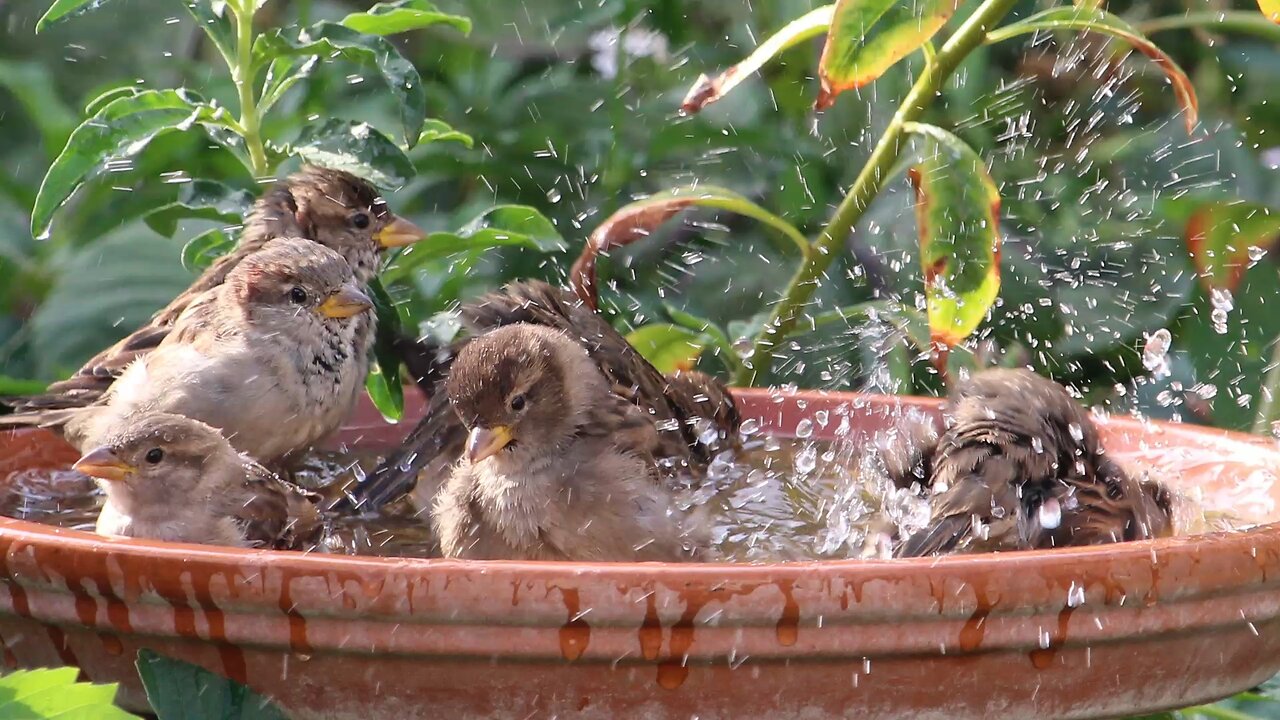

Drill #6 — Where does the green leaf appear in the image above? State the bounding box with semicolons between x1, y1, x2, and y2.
83;86;140;116
181;228;236;272
137;649;287;720
0;60;78;154
365;279;405;423
681;4;834;113
0;375;48;397
664;305;745;376
291;120;415;189
31;88;226;239
385;205;565;281
816;0;958;109
904;122;1002;349
258;56;318;116
625;324;709;374
340;0;472;37
0;666;138;719
416;119;474;148
256;22;427;147
1185;200;1280;294
985;7;1198;132
35;0;114;33
145;180;255;237
182;0;236;67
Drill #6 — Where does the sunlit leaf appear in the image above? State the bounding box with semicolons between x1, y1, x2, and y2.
384;205;565;281
416;119;474;148
365;279;405;422
137;649;287;720
985;7;1198;132
1185;200;1280;293
664;305;744;375
626;324;708;374
182;0;235;65
31;88;227;239
904;122;1002;350
816;0;959;109
256;22;427;147
571;185;808;309
291;119;415;189
0;666;137;719
83;86;140;116
681;4;834;114
35;0;114;33
340;0;471;37
180;228;236;272
1261;0;1280;24
145;180;255;237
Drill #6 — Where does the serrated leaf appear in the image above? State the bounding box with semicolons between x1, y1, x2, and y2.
384;205;565;281
340;0;472;36
32;88;224;239
986;7;1198;132
1262;0;1280;23
256;22;427;147
181;228;236;271
1185;201;1280;293
146;180;255;237
0;666;138;719
291;120;415;189
182;0;235;65
816;0;959;109
905;123;1002;350
626;324;708;374
416;119;474;148
35;0;114;33
681;4;834;113
365;279;405;422
137;649;287;720
570;185;807;309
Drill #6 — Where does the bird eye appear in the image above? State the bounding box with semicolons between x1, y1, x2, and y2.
351;212;371;230
289;286;308;304
144;448;164;464
510;394;527;412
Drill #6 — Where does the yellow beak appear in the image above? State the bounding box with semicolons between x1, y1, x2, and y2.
318;284;374;319
466;425;514;464
374;215;428;248
73;447;136;483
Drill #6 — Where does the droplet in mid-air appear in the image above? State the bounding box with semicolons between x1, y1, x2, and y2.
1142;329;1172;379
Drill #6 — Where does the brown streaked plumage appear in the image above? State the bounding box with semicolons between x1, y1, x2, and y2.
341;279;740;514
6;165;424;414
433;324;706;561
2;238;374;463
74;413;322;550
892;368;1173;557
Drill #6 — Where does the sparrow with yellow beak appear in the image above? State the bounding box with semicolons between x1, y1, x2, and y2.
6;165;425;414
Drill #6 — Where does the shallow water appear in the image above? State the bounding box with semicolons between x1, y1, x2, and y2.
3;409;1269;561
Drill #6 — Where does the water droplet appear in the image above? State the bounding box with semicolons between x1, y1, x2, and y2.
1142;329;1172;379
795;419;814;439
794;445;817;474
738;418;760;437
814;410;829;428
1038;498;1062;530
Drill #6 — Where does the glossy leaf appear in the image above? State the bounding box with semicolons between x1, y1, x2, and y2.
35;0;113;33
570;185;808;309
182;0;235;66
625;324;708;374
416;119;474;148
83;86;140;116
0;666;137;720
816;0;958;109
340;0;472;37
681;4;834;113
137;649;287;720
291;120;415;189
181;228;236;272
985;7;1198;132
32;88;225;239
1262;0;1280;24
384;205;565;281
664;305;745;375
365;279;405;423
145;180;255;237
1185;201;1280;294
256;22;427;147
258;56;318;116
905;122;1002;349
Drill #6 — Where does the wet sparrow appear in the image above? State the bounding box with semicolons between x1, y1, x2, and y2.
4;237;374;462
74;412;322;550
7;165;425;414
344;279;740;512
892;368;1173;557
433;324;706;561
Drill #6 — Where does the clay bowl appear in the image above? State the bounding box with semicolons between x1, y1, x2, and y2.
1;388;1279;720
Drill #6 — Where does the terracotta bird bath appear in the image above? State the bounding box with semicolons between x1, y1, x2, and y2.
0;388;1278;719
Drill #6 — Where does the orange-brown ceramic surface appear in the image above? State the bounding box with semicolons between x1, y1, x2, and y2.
1;389;1278;719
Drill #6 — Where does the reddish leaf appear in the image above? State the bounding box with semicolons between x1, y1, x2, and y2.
1186;200;1280;293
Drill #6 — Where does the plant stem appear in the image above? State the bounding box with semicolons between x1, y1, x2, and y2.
1139;12;1280;43
1252;334;1280;436
230;0;269;176
737;0;1020;386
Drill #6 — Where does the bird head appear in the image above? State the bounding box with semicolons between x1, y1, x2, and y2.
229;237;373;330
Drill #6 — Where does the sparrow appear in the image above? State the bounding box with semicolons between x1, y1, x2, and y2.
73;412;323;549
2;237;375;463
432;324;706;561
891;368;1174;557
6;165;425;414
340;279;741;513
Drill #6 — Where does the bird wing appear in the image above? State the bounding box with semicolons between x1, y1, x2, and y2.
230;461;324;550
